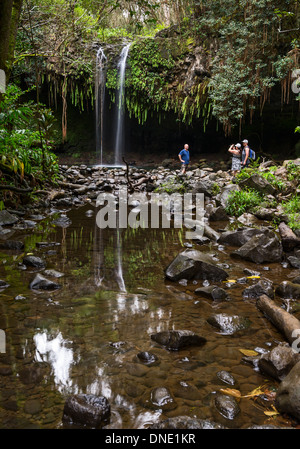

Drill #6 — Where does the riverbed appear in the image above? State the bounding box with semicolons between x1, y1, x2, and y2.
0;202;297;429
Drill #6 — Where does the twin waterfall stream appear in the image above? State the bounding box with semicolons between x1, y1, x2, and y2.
95;43;131;167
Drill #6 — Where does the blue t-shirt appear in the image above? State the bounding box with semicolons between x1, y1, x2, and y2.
179;149;190;164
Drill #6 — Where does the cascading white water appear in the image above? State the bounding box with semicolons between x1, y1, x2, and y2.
114;43;131;166
95;47;107;166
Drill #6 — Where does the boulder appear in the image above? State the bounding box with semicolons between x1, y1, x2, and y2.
22;255;46;269
276;281;300;299
231;230;283;264
242;279;274;299
217;184;240;208
207;313;251;335
214;392;240;420
278;222;300;252
258;345;300;381
0;240;24;250
287;256;300;269
29;274;61;290
136;351;158;366
0;210;18;226
218;228;266;247
208;206;229;222
194;285;228;301
216;370;236;386
275;361;300;421
165;249;228;282
62;394;110;428
239;174;276;195
150;330;206;351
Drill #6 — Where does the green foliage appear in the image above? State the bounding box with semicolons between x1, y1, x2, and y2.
286;161;300;181
282;196;300;231
225;188;263;217
0;84;59;180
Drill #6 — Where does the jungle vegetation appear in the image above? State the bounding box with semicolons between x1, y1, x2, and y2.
0;0;299;194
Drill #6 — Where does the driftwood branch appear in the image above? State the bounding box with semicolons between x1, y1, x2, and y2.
0;183;32;193
257;294;300;346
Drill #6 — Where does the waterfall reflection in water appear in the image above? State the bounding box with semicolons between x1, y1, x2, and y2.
34;331;74;394
93;210;126;292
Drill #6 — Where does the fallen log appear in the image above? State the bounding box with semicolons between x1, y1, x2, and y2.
256;294;300;346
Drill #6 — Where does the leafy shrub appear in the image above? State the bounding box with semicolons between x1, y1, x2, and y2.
225;189;263;217
0;84;58;180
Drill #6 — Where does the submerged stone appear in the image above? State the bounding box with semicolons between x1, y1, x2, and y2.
62;394;110;428
151;330;206;350
165;249;228;282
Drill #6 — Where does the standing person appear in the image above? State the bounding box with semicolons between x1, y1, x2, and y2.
178;144;190;175
228;143;241;178
241;139;250;168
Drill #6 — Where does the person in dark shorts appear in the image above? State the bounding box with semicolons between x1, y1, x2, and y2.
241;139;250;168
178;144;190;175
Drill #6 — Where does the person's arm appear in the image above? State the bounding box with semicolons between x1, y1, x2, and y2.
178;151;184;163
243;147;249;165
228;145;235;154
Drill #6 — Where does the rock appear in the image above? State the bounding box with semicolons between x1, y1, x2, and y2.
24;399;42;415
278;222;300;252
0;210;18;226
276;281;300;299
136;351;158;365
217;184;240;208
62;394;110;428
52;215;72;228
191;179;216;197
194;285;228;301
208;206;229;221
239;174;276;195
22;255;46;269
242;279;274;299
150;387;177;411
237;213;258;226
254;208;277;221
125;362;148;377
218;227;266;247
287;256;300;269
214;392;240;420
19;365;44;385
0;240;24;250
207;313;251;335
149;416;226;429
150;330;206;351
258;345;300;381
165;249;228;282
231;230;283;264
292;275;300;285
29;274;61;290
216;370;236;386
275;361;300;421
0;280;9;289
43;269;64;278
173;381;202;400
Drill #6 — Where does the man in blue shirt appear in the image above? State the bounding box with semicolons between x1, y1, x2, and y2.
178;144;190;175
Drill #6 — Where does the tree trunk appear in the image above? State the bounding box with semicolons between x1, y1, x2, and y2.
0;0;23;85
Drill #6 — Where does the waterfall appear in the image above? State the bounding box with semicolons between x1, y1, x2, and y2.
114;43;131;166
95;47;107;165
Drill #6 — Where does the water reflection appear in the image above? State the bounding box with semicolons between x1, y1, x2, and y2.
93;212;126;292
34;331;74;394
